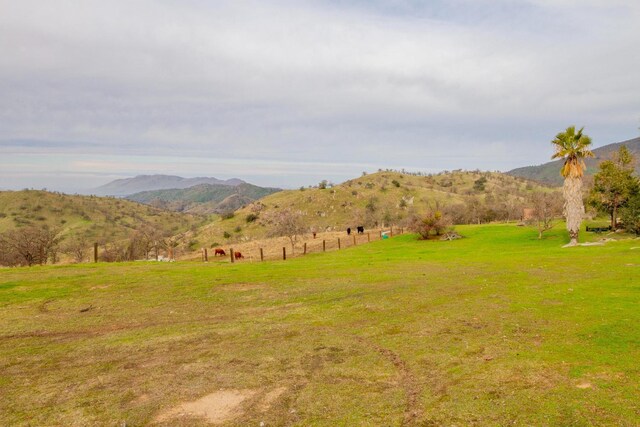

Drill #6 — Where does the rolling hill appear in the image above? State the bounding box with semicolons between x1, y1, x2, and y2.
91;174;246;196
190;170;553;248
125;183;281;214
0;190;203;244
508;136;640;186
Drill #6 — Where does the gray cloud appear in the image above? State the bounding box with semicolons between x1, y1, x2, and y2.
0;0;639;190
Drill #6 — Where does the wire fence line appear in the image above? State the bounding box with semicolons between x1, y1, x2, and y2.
201;227;406;263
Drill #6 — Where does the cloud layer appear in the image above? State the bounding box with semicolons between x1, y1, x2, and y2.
1;0;639;190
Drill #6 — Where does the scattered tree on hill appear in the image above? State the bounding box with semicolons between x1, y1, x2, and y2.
588;145;637;229
267;209;307;254
473;176;487;192
551;126;594;246
527;191;563;239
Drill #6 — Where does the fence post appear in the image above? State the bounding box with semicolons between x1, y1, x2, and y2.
94;242;98;263
379;230;382;239
282;247;286;260
353;235;356;246
303;242;307;255
390;226;394;237
367;232;370;242
204;248;208;262
323;240;326;252
260;248;264;261
338;238;341;250
230;248;235;263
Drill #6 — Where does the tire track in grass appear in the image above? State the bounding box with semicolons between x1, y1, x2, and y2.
353;336;427;426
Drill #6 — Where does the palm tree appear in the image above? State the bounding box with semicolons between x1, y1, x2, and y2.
551;126;594;246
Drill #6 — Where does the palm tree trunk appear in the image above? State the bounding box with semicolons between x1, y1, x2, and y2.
563;177;584;246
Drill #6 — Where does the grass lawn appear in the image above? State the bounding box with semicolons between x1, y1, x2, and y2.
1;223;639;426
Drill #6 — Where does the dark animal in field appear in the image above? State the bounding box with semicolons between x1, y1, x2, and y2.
214;248;226;256
234;251;244;259
347;227;351;235
357;226;364;234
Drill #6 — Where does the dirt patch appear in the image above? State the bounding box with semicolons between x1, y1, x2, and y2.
576;382;593;389
257;387;287;412
155;389;257;424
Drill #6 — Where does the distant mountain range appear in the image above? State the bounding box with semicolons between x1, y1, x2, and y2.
126;183;281;214
508;136;640;186
92;175;246;196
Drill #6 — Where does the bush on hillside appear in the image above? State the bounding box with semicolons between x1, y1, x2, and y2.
220;211;235;220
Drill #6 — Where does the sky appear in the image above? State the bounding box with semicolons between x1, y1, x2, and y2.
1;0;639;192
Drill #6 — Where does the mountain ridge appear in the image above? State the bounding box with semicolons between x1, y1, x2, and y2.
92;174;246;196
508;136;640;185
125;183;281;214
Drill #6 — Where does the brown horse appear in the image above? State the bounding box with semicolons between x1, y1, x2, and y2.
234;251;244;259
214;248;226;256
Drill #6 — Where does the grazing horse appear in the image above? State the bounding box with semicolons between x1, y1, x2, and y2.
357;226;364;234
234;251;244;259
214;248;226;256
347;227;351;235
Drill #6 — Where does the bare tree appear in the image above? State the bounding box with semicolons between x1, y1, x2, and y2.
266;209;307;253
0;226;62;266
162;232;186;260
62;235;90;263
528;191;563;239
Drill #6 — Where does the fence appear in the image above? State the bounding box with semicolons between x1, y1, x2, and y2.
201;227;405;263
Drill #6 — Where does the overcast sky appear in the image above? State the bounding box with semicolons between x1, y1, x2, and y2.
1;0;639;191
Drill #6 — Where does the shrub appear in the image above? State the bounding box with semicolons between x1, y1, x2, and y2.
220;212;235;220
223;231;231;239
245;213;258;223
409;211;452;239
473;177;487;192
391;180;400;188
234;226;242;233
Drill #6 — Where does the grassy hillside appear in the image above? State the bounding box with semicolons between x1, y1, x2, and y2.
509;136;640;185
2;224;639;425
126;183;281;214
0;190;204;243
192;170;551;248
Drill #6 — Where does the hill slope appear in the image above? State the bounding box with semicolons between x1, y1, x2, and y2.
191;170;552;247
0;190;203;244
508;136;640;185
92;174;245;196
125;183;281;214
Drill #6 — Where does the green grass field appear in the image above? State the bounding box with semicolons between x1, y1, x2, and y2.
1;224;639;426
